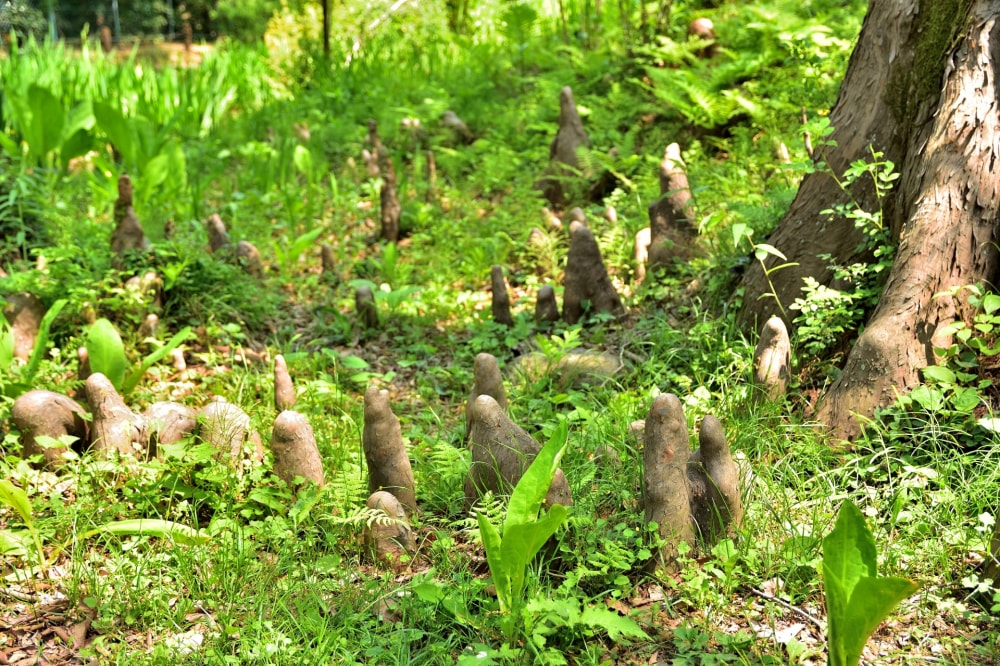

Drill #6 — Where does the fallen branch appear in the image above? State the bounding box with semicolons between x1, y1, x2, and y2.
748;586;826;637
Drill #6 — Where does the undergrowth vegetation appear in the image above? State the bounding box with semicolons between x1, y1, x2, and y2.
1;0;999;663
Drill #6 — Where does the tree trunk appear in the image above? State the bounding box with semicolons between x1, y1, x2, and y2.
739;0;1000;441
322;0;330;57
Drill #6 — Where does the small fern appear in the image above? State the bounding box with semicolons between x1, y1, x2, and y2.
460;491;506;544
420;438;470;489
327;461;369;508
327;505;402;530
573;144;600;179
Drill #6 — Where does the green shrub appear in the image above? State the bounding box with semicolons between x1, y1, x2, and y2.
212;0;278;43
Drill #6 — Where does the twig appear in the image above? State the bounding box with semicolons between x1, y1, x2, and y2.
0;586;37;603
748;586;826;637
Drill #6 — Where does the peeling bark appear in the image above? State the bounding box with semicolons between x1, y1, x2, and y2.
740;0;1000;440
737;1;930;331
817;4;1000;439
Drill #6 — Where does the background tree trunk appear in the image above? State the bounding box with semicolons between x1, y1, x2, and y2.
737;0;920;332
739;0;1000;441
322;0;330;57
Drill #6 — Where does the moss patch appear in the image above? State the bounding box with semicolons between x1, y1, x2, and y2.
886;0;974;127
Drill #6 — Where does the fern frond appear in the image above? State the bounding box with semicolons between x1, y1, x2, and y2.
328;461;368;509
326;505;400;530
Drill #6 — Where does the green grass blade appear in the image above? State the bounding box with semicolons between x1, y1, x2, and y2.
83;519;211;546
122;326;193;394
22;299;67;383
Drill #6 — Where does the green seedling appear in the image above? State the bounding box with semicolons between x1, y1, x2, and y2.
821;500;919;666
732;222;797;321
0;479;47;579
476;421;570;637
274;227;324;275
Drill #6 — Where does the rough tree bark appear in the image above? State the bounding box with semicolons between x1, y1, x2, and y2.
739;0;1000;441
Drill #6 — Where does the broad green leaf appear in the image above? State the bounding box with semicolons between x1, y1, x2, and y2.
412;579;446;603
94;102;137;168
59;129;95;170
62;99;95;138
823;501;918;666
441;591;473;624
477;511;511;611
921;365;955;385
951;387;981;413
908;385;944;411
278;228;325;269
168;140;189;190
731;222;748;250
142;152;172;193
822;502;873;666
983;293;1000;315
753;243;788;261
289;484;324;526
411;573;474;625
131;115;159;171
26;85;63;164
0;133;19;159
837;576;919;666
293;144;313;176
505;420;568;529
59;100;95;168
0;529;29;556
247;488;287;513
499;504;568;608
578;605;649;641
86;318;129;390
0;480;33;525
341;355;370;369
501;505;568;565
2;382;30;399
139;141;187;207
823;501;877;606
83;519;210;545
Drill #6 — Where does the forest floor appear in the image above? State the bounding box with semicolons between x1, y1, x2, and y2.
2;1;999;663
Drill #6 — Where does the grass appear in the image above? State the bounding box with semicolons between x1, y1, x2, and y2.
1;0;998;663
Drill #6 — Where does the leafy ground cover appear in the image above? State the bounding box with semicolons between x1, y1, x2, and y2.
2;0;999;663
